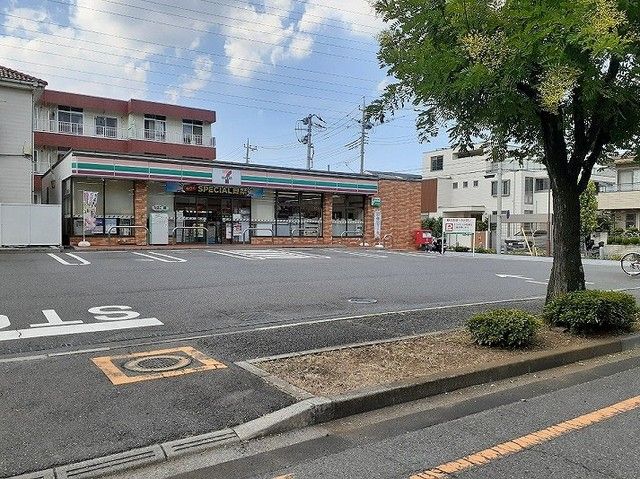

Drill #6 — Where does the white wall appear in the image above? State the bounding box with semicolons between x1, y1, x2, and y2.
0;83;35;203
251;189;275;236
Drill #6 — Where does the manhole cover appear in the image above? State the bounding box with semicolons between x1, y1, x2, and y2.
123;355;192;373
348;298;378;304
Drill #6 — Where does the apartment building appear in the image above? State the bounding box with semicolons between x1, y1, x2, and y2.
32;90;216;203
0;66;47;203
421;146;615;221
597;156;640;230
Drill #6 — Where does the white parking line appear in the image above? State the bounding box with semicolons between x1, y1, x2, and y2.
329;249;387;258
131;252;186;263
207;249;329;260
47;253;91;266
387;251;440;258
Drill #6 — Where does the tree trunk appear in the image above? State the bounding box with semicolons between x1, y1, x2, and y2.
546;181;585;302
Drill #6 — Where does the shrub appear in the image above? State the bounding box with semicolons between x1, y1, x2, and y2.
453;245;471;252
543;290;638;334
475;247;496;254
466;309;541;348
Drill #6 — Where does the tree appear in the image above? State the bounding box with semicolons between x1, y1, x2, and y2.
369;0;640;301
580;181;599;237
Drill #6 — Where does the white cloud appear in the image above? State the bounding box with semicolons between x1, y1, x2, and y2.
0;0;213;99
220;0;384;79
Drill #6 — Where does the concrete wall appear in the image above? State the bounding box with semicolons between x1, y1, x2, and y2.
0;83;34;203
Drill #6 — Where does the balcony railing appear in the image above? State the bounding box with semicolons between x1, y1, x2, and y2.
599;182;640;193
34;119;215;147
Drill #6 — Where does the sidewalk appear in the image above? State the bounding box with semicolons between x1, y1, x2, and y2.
445;251;621;266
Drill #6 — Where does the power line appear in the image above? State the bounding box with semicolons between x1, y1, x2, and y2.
5;57;362;116
44;0;378;61
133;0;379;46
3;12;380;84
193;0;382;35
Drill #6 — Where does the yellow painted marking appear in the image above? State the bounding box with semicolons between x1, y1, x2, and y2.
92;346;227;385
410;395;640;479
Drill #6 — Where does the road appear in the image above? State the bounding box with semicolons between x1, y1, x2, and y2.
0;248;637;477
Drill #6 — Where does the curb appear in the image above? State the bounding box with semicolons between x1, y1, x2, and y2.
13;332;640;479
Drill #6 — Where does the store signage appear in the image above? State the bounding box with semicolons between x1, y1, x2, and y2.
212;168;241;186
443;217;476;234
82;191;99;233
371;197;382;208
373;210;382;239
172;183;251;196
151;204;169;212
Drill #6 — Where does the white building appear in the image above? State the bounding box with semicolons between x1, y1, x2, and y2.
597;156;640;230
0;66;47;203
421;146;615;221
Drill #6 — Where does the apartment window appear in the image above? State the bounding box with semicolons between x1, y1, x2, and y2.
524;177;534;204
183;119;204;145
491;180;511;197
144;114;166;141
473;180;479;187
534;178;550;192
502;179;511;196
57;106;83;135
463;181;468;188
625;213;637;229
452;182;458;189
332;194;364;237
430;155;444;171
95;116;118;138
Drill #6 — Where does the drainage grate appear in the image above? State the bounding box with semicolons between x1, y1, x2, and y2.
123;355;192;373
348;298;378;304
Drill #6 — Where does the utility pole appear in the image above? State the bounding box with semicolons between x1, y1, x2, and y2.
296;114;325;170
244;138;257;164
496;159;503;255
359;97;366;174
305;115;313;169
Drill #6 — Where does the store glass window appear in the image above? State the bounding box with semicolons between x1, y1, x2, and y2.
70;178;134;236
332;194;364;237
72;178;104;235
105;180;134;236
299;193;322;237
276;191;300;236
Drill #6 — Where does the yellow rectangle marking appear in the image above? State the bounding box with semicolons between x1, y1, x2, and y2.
410;395;640;479
92;346;227;385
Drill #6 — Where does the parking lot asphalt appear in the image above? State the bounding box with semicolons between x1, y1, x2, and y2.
0;248;638;477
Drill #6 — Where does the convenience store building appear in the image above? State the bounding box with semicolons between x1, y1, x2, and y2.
43;151;421;249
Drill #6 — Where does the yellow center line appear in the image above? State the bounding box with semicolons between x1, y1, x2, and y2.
410;395;640;479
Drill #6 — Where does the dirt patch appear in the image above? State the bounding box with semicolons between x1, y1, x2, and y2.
258;328;607;397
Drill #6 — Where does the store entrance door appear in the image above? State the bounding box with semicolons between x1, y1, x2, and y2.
174;194;251;244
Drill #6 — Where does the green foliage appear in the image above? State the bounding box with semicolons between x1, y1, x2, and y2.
466;309;541;348
476;219;489;231
453;245;471;252
608;229;640;244
475;247;497;254
595;212;613;233
369;0;640;298
543;290;638;334
580;181;599;236
421;217;442;237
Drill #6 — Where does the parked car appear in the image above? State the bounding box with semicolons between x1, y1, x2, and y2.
504;230;548;250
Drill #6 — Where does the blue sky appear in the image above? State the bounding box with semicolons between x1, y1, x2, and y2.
0;0;450;175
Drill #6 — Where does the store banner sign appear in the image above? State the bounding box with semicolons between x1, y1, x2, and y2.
443;217;476;235
212;168;241;186
82;191;99;232
373;210;382;239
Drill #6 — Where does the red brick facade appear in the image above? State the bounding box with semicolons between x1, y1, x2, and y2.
251;178;421;250
69;178;422;249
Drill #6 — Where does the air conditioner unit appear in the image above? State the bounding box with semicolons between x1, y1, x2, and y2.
22;143;32;156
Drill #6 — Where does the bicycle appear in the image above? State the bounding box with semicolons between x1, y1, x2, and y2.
621;252;640;276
